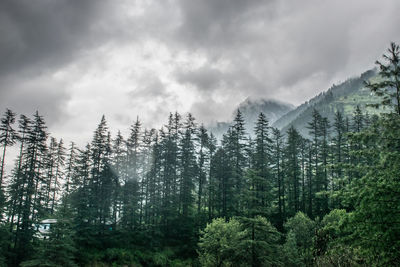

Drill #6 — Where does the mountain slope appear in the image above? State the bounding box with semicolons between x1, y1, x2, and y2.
272;69;388;136
209;98;294;138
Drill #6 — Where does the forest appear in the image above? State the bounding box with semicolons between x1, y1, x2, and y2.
0;44;399;267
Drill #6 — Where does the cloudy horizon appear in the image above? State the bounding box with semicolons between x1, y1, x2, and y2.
1;0;399;146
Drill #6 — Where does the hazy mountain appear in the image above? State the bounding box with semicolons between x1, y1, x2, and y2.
208;98;294;139
272;69;389;137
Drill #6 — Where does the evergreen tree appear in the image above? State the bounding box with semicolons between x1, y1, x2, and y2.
64;142;76;197
21;198;77;267
111;131;125;227
179;113;197;218
207;133;217;220
197;124;209;216
365;42;400;114
271;128;284;228
332;111;345;182
284;126;301;217
319;117;330;214
341;114;400;265
306;109;326;218
230;110;247;215
0;109;17;186
15;111;48;263
7;115;31;241
249;113;272;217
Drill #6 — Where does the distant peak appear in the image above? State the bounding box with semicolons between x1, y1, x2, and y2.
238;97;295;109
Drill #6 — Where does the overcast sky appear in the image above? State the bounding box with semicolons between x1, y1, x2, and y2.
1;0;399;146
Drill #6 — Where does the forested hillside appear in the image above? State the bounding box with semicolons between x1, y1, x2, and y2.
0;43;399;267
273;69;391;136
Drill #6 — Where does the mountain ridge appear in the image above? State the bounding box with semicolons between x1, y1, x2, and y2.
271;69;387;136
208;98;294;138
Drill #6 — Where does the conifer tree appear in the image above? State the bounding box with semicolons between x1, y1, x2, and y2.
0;109;17;186
271;128;284;227
111;131;125;227
306;109;322;217
64;142;76;197
7;115;31;237
197;124;209;215
320;117;330;214
284;126;301;216
247;113;272;217
207;133;217;220
15;111;48;262
230;110;247;215
179;113;197;218
365;42;400;114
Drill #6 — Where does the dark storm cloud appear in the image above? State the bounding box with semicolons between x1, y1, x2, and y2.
0;75;71;126
0;0;112;126
0;0;110;77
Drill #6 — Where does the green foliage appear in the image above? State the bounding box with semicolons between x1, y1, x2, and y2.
21;202;77;267
341;114;400;265
365;42;400;114
284;212;316;265
320;209;349;243
274;69;379;137
313;244;365;267
283;231;302;267
0;224;11;267
198;217;282;267
198;218;245;267
238;216;282;266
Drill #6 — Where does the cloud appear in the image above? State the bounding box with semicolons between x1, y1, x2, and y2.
0;0;113;78
176;0;277;50
175;66;223;91
1;0;400;149
0;73;71;127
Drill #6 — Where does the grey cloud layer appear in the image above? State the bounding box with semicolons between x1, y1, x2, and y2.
0;0;114;126
0;0;112;77
1;0;400;137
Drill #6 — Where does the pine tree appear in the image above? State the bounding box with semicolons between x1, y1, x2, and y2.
15;111;48;263
230;110;247;215
179;113;197;218
247;113;272;218
112;131;125;228
271;128;284;228
89;116;114;230
197;124;209;215
365;42;400;114
207;133;217;220
0;109;17;186
21;197;77;267
284;126;301;217
352;105;364;133
7;115;31;239
64;142;76;197
306;109;323;217
320;117;330;214
44;137;58;214
71;144;92;238
139;128;155;226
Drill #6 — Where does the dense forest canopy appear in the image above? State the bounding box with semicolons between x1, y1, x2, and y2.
0;43;399;267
